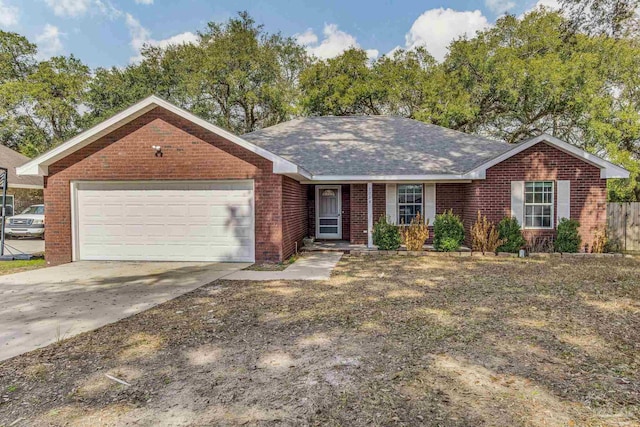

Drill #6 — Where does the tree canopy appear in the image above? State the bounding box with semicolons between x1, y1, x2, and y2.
0;6;638;200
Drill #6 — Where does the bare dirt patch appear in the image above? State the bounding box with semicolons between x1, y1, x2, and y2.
0;255;638;426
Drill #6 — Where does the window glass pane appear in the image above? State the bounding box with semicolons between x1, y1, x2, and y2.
524;181;553;229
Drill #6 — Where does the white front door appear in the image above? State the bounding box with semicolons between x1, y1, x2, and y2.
316;185;341;239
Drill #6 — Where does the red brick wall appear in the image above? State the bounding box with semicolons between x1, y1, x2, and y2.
463;142;606;250
350;184;385;244
350;184;367;244
281;177;308;259
45;107;284;265
436;183;465;218
341;184;350;239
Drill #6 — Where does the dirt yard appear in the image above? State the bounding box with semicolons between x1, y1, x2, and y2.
0;255;638;426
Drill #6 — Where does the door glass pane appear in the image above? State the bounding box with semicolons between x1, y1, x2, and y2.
319;218;338;225
319;226;338;234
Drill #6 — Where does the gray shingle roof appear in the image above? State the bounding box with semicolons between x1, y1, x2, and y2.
242;116;514;176
0;145;43;188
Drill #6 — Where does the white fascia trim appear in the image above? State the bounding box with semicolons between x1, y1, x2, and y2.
17;95;306;178
464;134;630;180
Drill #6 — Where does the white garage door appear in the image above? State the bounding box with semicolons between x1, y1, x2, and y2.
73;181;254;262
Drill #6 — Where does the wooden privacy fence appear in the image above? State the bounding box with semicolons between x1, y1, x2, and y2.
607;202;640;252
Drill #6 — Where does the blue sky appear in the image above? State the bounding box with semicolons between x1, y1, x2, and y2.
0;0;558;68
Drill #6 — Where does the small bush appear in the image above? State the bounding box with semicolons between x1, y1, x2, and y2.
372;215;401;250
497;217;526;253
555;218;581;253
591;227;607;253
400;212;430;251
471;211;504;254
433;210;464;252
604;235;623;253
526;236;554;253
439;237;461;252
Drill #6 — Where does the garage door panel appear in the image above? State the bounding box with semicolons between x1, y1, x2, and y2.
75;181;255;262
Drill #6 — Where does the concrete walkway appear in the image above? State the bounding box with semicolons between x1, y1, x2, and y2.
0;261;248;362
225;252;342;281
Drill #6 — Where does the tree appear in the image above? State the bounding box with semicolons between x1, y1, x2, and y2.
429;10;640;199
85;12;309;135
559;0;640;37
0;31;90;156
300;48;383;116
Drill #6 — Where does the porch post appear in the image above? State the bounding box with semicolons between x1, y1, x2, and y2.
367;182;373;248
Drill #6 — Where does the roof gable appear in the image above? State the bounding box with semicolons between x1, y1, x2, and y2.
17;96;309;179
465;134;629;179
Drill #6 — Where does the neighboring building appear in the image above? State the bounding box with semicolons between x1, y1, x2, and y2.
17;96;629;266
0;145;43;216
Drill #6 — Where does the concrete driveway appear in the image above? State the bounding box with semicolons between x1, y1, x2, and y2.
0;261;248;362
3;238;44;255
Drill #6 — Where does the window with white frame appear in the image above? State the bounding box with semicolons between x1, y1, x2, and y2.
524;181;553;228
398;184;423;225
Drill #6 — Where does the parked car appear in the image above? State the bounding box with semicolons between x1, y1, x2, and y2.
5;204;45;239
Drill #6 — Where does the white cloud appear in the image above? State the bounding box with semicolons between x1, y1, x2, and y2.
95;0;122;19
135;0;154;4
125;13;197;62
404;8;491;61
296;23;378;60
485;0;516;14
44;0;92;17
365;48;379;60
295;28;318;46
0;0;19;27
36;24;64;57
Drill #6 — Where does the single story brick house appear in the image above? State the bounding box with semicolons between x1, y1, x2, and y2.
0;144;43;216
17;96;629;265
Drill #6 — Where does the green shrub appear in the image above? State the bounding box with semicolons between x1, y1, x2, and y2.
373;215;401;250
433;210;464;252
555;218;581;253
497;217;526;253
439;237;461;252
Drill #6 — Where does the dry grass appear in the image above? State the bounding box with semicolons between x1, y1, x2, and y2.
244;254;300;271
0;255;638;426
